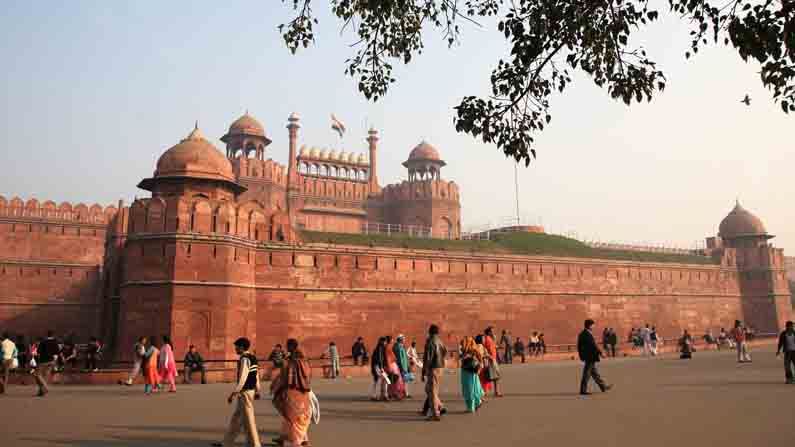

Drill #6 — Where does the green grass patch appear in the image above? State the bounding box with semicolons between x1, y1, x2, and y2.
300;231;717;265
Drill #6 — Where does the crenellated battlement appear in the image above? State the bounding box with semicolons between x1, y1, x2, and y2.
0;195;118;225
381;179;460;202
127;195;296;243
295;175;371;201
230;156;287;186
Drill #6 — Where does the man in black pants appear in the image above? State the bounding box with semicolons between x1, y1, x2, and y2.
776;320;795;384
577;319;613;395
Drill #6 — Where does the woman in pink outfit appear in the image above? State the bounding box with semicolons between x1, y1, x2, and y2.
158;335;177;392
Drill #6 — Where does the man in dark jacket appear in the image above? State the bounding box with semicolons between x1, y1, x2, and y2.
422;324;447;421
577;319;612;395
34;330;60;397
352;337;367;366
776;320;795;384
183;345;207;384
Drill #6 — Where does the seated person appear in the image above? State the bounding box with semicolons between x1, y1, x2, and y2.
183;345;207;384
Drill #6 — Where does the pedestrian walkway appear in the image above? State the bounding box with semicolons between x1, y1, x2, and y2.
1;346;792;447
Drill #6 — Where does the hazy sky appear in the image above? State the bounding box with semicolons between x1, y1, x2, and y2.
1;2;792;252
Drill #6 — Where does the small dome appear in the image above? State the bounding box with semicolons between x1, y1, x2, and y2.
319;148;328;160
357;154;367;164
328;149;337;160
338;151;347;161
309;147;319;158
718;201;768;239
154;125;234;183
408;141;441;161
347;152;357;163
298;145;307;157
227;111;266;138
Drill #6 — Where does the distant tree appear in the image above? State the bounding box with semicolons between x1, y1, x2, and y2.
280;1;795;164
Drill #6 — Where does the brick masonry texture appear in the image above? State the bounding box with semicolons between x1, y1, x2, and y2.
0;114;790;363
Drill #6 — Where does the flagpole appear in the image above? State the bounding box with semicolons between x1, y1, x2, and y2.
514;162;520;226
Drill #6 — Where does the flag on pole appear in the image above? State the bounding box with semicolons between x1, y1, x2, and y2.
331;114;346;138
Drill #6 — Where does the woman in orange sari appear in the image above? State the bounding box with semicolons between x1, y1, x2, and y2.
271;338;312;447
143;335;160;394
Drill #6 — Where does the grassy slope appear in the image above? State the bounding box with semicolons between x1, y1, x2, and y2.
300;231;717;265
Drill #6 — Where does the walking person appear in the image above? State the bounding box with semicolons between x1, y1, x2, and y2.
483;327;503;397
370;337;388;401
607;328;618;357
514;338;526;363
602;328;611;355
33;330;60;397
733;320;752;363
475;335;492;398
213;337;262;447
577;319;612;395
143;336;160;394
322;341;340;379
776;321;795;384
679;330;694;359
649;327;659;356
421;324;447;421
394;335;412;398
385;336;406;400
407;340;422;373
460;336;484;413
85;336;101;371
120;336;147;386
499;330;513;364
183;344;207;384
0;332;18;394
640;324;652;356
159;335;177;392
271;338;313;447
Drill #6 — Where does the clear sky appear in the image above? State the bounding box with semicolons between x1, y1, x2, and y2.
1;1;792;252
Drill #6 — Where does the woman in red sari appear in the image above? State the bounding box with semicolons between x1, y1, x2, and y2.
483;327;503;397
271;338;312;447
475;335;492;396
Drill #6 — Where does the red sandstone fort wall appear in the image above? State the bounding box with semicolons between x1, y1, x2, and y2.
250;245;766;357
0;196;119;338
118;234;790;360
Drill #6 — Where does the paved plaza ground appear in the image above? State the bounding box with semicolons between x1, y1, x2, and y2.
1;344;792;447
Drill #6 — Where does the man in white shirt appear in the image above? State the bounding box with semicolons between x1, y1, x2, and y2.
213;337;261;447
1;332;18;394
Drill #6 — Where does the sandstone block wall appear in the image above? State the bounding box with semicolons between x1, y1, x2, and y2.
0;196;119;339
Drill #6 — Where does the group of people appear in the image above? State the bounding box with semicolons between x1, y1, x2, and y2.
214;337;315;447
495;330;546;364
0;330;103;396
369;335;420;402
0;332;104;375
118;335;178;393
628;325;662;356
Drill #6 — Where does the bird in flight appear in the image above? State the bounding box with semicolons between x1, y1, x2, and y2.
740;94;751;106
